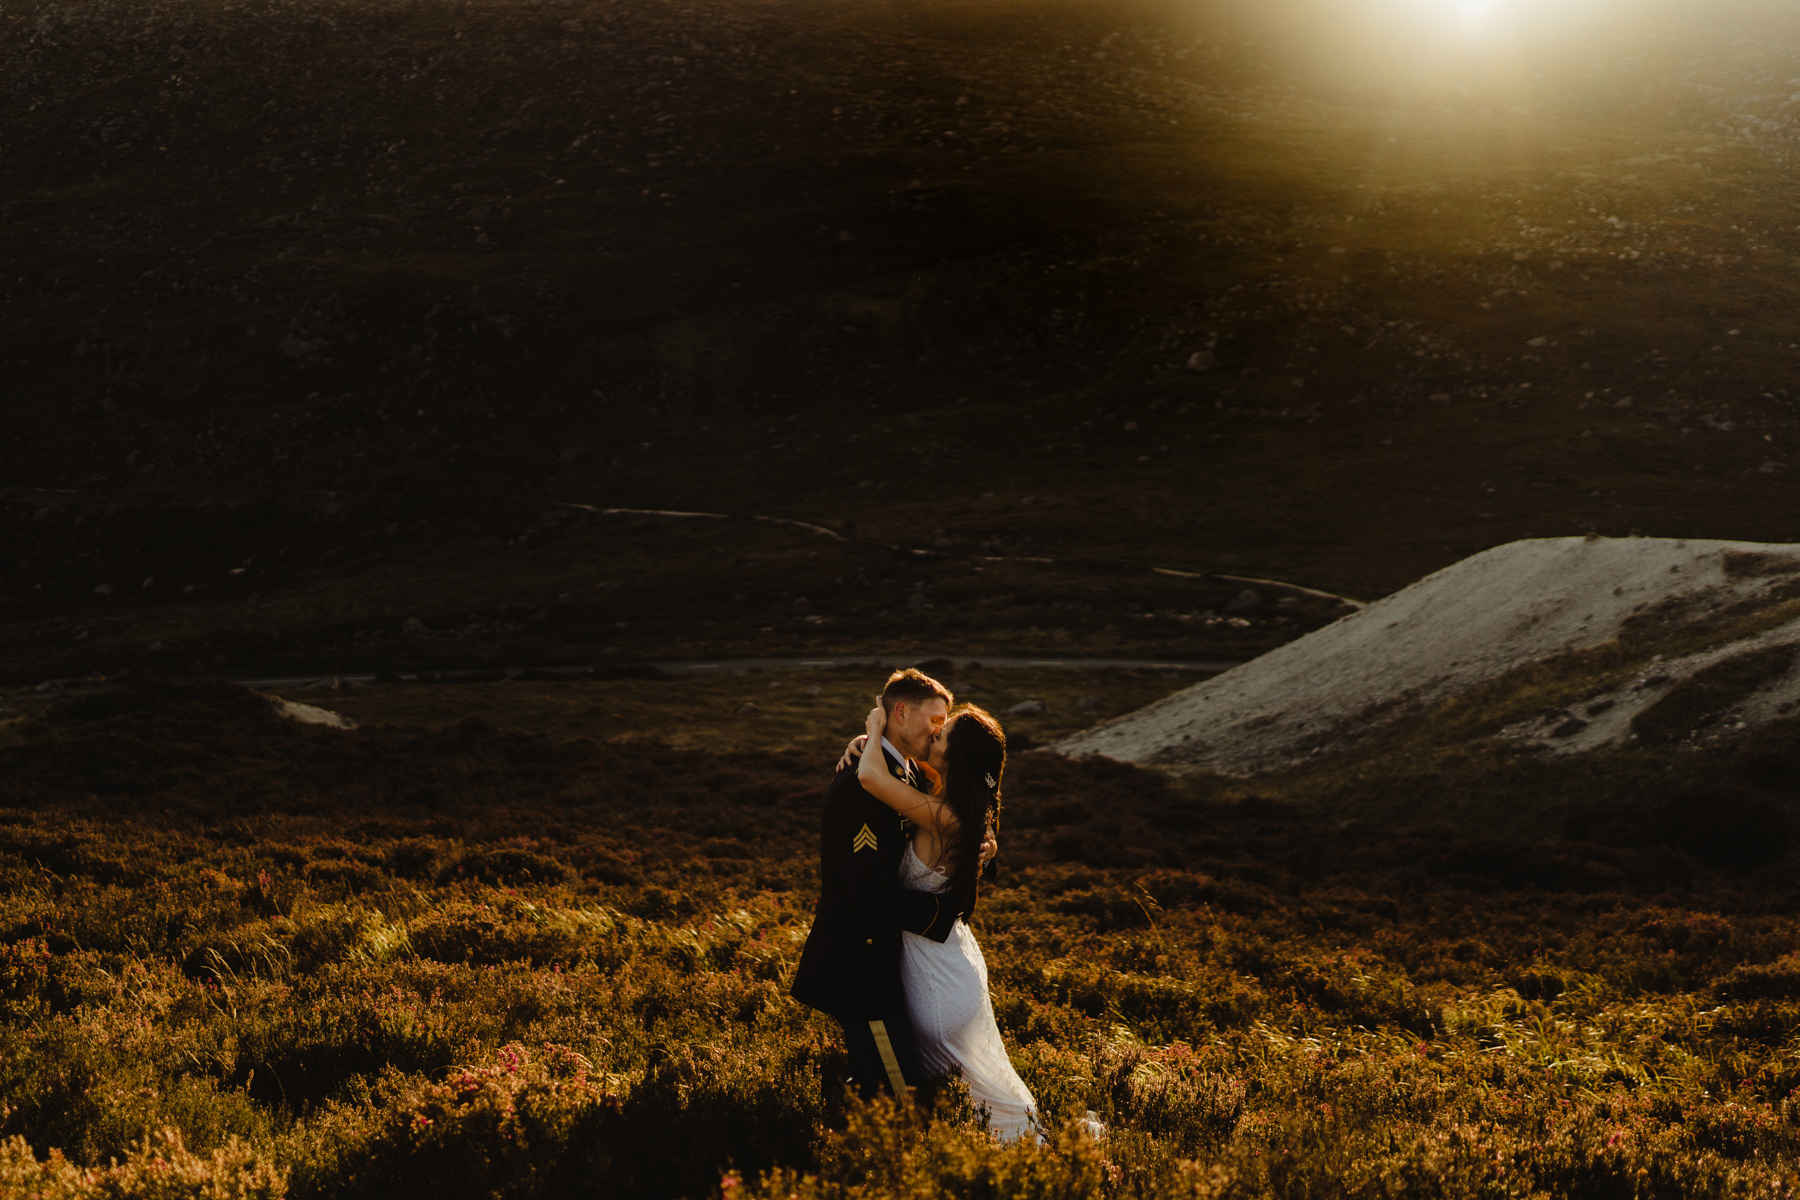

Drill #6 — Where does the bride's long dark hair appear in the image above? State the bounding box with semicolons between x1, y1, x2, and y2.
937;704;1006;924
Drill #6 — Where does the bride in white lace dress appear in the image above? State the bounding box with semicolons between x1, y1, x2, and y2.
852;702;1044;1141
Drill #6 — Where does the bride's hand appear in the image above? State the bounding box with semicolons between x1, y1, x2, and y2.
835;734;868;773
865;705;887;739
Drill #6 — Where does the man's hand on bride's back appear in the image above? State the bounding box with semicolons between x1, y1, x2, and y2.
979;825;998;868
835;734;868;774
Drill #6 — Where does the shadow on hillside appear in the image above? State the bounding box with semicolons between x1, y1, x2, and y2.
4;678;1794;900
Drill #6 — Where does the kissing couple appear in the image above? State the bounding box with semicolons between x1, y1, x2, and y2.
790;668;1083;1142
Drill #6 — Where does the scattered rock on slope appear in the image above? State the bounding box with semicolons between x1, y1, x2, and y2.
274;698;357;729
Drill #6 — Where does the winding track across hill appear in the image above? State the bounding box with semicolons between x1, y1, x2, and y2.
0;656;1240;704
238;655;1241;691
0;493;1339;702
1;486;1370;611
554;504;1368;611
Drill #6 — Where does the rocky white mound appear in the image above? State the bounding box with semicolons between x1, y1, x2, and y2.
1056;536;1800;776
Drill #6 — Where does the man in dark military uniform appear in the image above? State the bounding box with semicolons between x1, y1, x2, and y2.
790;669;959;1099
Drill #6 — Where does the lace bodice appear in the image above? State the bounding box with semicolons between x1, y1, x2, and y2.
901;842;952;895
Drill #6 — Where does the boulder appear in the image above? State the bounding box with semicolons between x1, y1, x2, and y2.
1223;589;1264;614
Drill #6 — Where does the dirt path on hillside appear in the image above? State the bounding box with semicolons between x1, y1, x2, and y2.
0;656;1239;704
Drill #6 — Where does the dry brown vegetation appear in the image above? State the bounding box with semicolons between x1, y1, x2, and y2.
261;664;1209;752
1;675;1798;1196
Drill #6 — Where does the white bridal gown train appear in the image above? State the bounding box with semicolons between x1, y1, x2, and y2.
899;843;1043;1142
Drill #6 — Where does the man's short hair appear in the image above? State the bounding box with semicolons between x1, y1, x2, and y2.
880;668;953;715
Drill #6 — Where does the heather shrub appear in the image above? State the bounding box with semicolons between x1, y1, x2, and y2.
1713;952;1800;1000
733;1095;1112;1200
2;681;1800;1197
1654;785;1791;871
447;847;576;889
286;1043;623;1200
1100;1040;1246;1151
407;898;606;966
0;937;53;1008
1739;717;1800;794
285;905;410;973
0;1128;286;1200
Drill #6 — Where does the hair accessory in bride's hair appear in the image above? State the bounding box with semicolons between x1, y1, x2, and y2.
984;772;997;789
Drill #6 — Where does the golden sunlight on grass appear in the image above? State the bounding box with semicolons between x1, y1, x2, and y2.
0;677;1798;1197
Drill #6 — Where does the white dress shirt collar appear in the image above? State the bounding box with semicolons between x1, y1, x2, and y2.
880;736;911;778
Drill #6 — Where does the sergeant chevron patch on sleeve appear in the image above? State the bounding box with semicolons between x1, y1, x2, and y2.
852;823;878;853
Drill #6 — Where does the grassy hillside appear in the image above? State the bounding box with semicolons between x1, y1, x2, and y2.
2;677;1798;1196
7;0;1800;684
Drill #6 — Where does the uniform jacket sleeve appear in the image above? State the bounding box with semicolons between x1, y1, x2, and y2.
840;755;954;944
